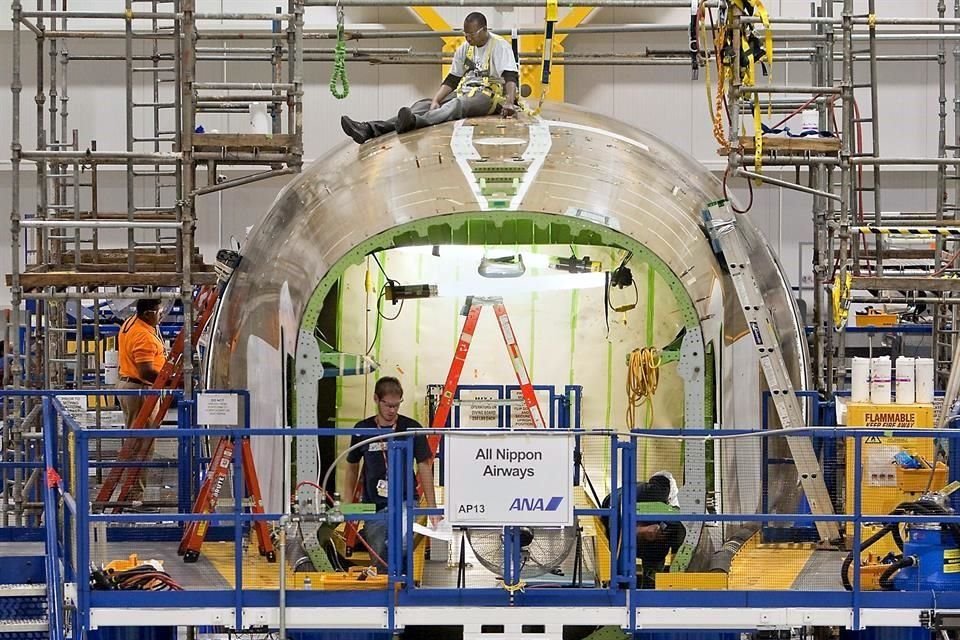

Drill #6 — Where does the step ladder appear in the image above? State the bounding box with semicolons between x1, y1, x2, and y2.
94;285;220;511
431;296;546;445
178;436;276;563
703;199;840;542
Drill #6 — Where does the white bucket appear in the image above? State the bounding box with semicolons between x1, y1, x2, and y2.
801;109;819;134
104;349;119;385
895;356;915;404
916;357;935;403
870;356;892;405
851;357;871;403
249;102;271;135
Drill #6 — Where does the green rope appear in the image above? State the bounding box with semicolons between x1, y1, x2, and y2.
330;10;349;99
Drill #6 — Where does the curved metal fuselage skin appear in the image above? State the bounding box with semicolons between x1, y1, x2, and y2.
206;102;808;533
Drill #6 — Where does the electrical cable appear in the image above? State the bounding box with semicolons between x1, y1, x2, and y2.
626;347;661;428
365;254;403;354
573;449;603;508
723;164;753;214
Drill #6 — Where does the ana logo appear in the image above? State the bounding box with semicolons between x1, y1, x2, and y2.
509;496;564;511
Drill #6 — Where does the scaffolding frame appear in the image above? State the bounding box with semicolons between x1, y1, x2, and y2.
3;0;303;525
6;0;960;524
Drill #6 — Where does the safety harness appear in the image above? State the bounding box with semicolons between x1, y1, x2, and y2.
456;33;510;114
708;0;773;175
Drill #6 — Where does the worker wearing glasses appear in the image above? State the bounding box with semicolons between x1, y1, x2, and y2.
343;376;439;569
117;299;168;428
341;11;519;144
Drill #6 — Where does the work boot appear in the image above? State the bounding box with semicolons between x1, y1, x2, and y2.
396;107;417;134
341;115;373;144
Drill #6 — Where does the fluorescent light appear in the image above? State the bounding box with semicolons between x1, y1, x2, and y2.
391;245;553;269
437;271;606;298
478;255;526;278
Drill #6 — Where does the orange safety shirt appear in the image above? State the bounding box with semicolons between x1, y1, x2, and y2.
118;315;167;383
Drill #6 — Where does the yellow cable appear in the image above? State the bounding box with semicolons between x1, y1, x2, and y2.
626;347;661;429
497;578;527;593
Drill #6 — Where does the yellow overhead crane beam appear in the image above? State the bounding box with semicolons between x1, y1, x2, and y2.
410;6;596;103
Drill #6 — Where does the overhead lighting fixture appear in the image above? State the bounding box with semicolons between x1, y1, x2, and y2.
478;254;526;278
438;272;606;298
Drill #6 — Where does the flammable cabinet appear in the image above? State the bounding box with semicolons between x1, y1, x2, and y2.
844;402;939;553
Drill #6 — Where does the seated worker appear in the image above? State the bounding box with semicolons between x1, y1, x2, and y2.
601;474;687;589
340;11;519;145
343;376;439;567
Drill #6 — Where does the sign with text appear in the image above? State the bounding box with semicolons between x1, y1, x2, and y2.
197;392;240;426
445;432;573;527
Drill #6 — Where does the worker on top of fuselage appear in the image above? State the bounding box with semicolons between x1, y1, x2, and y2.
340;11;519;145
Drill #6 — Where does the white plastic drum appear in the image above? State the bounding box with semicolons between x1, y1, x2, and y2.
916;357;935;404
870;356;892;405
895;356;916;405
851;357;871;403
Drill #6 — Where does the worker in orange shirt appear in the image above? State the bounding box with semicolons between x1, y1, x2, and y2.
117;299;168;427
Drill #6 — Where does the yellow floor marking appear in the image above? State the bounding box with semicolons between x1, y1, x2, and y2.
728;534;814;590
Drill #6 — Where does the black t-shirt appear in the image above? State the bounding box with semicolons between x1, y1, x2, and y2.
345;415;432;510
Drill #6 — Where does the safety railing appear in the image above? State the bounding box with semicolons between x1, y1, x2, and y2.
13;388;960;634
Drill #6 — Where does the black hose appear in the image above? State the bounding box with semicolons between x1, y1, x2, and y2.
707;524;759;573
841;523;899;591
878;556;916;591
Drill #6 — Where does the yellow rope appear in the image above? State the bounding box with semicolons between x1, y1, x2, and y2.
626;347;661;429
497;578;527;593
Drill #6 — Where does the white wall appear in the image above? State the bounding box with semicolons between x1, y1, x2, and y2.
0;1;955;308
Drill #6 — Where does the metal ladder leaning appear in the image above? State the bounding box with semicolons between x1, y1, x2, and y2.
703;199;840;542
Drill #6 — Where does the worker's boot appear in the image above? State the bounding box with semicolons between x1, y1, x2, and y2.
341;115;374;144
396;107;417;134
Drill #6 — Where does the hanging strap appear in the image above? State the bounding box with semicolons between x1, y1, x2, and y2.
729;0;773;177
329;3;350;99
527;0;558;116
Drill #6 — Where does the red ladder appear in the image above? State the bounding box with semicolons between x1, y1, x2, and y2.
94;285;220;511
178;437;276;563
429;296;545;454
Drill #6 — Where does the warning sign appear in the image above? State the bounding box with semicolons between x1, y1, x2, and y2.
945;549;960;574
508;388;552;428
457;389;500;428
